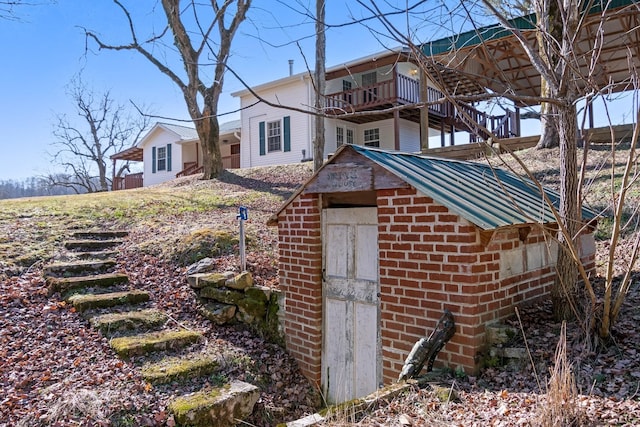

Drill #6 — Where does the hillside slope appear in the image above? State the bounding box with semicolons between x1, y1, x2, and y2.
2;147;640;426
0;163;320;426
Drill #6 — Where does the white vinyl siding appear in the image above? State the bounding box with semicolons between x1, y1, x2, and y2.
398;119;421;152
142;128;182;187
237;77;312;168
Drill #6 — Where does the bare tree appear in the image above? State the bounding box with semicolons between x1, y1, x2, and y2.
485;0;561;149
362;0;640;337
534;0;561;149
0;0;53;21
482;0;581;321
49;77;150;193
85;0;251;180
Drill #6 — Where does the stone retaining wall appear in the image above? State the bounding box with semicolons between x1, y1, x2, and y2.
188;271;284;346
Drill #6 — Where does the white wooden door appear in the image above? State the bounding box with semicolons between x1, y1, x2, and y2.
322;207;380;404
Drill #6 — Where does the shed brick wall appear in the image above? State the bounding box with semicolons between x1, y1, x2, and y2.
377;187;594;382
277;186;596;388
277;193;323;386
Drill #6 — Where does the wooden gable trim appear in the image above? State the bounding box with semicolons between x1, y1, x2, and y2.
268;145;409;225
479;230;494;247
303;147;409;194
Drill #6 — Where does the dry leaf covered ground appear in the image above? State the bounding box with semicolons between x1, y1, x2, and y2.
1;148;640;426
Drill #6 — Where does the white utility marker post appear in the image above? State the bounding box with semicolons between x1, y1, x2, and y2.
238;206;248;272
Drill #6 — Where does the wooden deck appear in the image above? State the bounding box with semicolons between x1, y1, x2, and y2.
324;73;519;141
113;173;143;190
421;124;637;160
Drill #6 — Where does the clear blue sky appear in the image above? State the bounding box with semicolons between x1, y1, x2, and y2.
0;1;634;181
0;1;403;181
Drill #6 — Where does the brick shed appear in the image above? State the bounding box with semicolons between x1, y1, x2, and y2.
270;144;596;404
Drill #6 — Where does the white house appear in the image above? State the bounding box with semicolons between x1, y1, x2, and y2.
111;120;241;189
231;48;520;168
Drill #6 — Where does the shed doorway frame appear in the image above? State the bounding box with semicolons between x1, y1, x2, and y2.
321;207;381;404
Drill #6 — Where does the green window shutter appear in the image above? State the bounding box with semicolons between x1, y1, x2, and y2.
259;121;266;156
152;147;157;173
167;143;172;172
283;116;291;152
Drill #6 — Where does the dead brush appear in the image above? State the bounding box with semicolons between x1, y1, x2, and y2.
18;388;120;426
537;321;589;427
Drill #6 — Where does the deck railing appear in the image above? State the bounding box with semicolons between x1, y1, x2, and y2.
325;75;448;117
176;155;239;177
112;172;143;191
222;154;240;169
325;73;520;140
176;162;203;178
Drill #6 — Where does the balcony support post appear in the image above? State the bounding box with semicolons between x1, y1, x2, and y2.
111;158;117;191
394;109;401;150
419;69;429;152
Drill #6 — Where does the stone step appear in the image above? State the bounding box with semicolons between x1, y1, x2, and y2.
68;290;149;312
47;272;129;295
141;354;221;385
110;329;202;359
66;250;119;261
71;230;129;240
89;309;168;337
64;239;124;252
168;380;259;427
43;260;117;278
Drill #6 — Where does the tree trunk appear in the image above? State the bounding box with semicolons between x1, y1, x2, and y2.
552;101;581;321
537;79;560;149
535;0;561;149
196;108;223;180
98;160;109;192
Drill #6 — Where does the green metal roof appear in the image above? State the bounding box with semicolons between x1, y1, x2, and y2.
423;0;635;56
350;145;596;230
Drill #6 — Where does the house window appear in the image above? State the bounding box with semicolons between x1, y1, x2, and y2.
362;72;377;87
346;128;354;145
364;128;380;147
259;116;290;156
267;120;281;152
157;146;167;171
337;126;354;147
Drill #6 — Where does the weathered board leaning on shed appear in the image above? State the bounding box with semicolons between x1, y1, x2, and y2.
270;144;597;404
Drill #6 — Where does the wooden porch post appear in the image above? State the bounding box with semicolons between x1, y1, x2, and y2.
394;109;400;150
111;158;116;191
419;70;429;152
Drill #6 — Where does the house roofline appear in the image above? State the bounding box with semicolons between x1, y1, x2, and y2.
137;121;241;148
231;46;408;98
